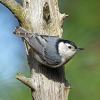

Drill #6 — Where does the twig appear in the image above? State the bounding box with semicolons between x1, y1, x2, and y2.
16;73;35;91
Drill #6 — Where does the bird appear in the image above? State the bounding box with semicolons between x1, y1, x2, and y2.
14;26;84;68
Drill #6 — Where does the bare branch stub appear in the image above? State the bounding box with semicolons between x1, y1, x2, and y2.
22;0;30;8
16;73;35;91
60;13;69;27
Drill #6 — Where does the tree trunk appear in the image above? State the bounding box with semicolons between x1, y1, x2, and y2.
0;0;70;100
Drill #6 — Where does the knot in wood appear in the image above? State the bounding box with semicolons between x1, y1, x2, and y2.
43;2;51;24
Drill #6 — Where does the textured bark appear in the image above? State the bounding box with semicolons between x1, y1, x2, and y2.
0;0;70;100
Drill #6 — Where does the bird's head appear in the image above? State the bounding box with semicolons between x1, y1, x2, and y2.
58;39;84;60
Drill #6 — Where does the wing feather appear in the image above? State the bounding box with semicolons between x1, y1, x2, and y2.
15;27;61;65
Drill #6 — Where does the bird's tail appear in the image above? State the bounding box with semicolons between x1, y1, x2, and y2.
13;26;32;38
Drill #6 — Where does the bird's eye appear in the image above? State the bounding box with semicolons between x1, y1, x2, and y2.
68;46;72;49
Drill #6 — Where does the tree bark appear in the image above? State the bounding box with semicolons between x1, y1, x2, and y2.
0;0;70;100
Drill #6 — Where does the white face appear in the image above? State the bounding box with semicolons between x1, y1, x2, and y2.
58;42;77;60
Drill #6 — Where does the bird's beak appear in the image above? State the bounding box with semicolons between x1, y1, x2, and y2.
77;48;84;51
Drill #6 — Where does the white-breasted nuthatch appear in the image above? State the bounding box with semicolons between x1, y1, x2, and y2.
14;27;83;68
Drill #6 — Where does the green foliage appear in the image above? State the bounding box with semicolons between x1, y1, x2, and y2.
59;0;100;100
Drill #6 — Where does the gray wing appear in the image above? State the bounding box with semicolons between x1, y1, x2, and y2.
28;35;61;65
15;27;61;65
41;36;61;65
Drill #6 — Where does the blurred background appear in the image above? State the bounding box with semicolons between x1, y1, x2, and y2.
0;0;100;100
